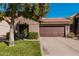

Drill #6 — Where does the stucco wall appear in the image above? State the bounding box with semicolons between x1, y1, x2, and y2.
29;24;39;32
65;25;70;37
0;20;10;36
0;20;39;36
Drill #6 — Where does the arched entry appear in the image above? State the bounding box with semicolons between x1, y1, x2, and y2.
15;23;29;38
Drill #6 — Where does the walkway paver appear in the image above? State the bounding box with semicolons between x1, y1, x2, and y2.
40;37;79;56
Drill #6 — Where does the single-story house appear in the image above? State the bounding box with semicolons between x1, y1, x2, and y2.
0;16;72;37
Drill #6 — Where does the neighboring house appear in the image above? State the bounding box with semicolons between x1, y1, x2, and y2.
69;13;79;35
0;16;71;37
74;13;79;35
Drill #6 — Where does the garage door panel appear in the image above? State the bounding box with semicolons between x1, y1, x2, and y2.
40;26;64;37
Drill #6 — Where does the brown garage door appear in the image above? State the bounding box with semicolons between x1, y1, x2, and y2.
40;26;65;37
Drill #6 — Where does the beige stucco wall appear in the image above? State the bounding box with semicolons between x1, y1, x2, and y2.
14;16;39;33
29;24;39;32
0;21;39;36
0;20;10;36
65;25;70;37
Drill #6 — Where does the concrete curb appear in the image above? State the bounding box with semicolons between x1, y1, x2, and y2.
23;39;39;41
39;37;44;56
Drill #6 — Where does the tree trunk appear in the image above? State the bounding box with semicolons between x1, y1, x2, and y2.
9;20;14;47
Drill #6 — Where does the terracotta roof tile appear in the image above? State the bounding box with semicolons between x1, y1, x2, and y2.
40;18;71;24
15;16;39;25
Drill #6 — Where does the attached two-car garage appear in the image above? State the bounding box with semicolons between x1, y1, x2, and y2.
39;18;71;37
40;25;65;37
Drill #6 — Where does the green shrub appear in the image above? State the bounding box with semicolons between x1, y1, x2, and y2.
27;32;39;39
22;28;28;38
67;32;75;38
19;25;28;38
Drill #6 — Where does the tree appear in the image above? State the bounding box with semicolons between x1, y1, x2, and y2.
0;3;49;47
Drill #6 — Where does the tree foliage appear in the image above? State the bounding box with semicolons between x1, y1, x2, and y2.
0;3;49;21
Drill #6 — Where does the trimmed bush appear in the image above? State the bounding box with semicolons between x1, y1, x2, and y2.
67;32;75;38
27;32;39;39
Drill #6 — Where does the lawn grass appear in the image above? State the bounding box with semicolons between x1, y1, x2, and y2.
0;40;41;56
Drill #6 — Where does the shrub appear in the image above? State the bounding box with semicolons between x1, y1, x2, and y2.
27;32;39;39
19;26;28;38
22;28;28;38
67;32;75;38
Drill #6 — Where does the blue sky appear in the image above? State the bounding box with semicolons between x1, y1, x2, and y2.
1;3;79;18
46;3;79;18
0;4;7;12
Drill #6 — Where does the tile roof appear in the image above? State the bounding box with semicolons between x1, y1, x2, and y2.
40;18;72;24
15;16;39;25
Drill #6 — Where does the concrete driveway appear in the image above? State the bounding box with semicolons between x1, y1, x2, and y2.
40;37;79;56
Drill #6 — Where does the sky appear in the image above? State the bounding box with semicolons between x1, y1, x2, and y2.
46;3;79;18
1;3;79;18
0;4;7;12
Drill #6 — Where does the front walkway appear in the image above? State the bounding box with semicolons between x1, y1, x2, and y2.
40;37;79;56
